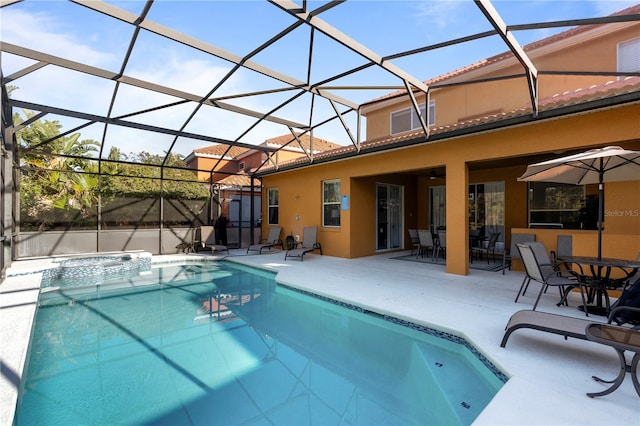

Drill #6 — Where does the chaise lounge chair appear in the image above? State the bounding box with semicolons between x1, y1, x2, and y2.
284;226;322;261
196;225;229;254
246;227;282;254
500;306;640;348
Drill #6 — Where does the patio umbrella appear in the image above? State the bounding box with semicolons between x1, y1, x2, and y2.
518;146;640;260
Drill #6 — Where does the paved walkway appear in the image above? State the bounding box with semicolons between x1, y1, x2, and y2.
2;250;639;425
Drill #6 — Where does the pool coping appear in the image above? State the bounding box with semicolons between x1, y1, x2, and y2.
277;282;509;385
2;252;504;426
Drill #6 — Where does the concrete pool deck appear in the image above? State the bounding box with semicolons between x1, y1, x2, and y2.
1;250;639;425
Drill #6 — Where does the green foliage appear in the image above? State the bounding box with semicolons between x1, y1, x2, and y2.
16;110;100;224
15;110;209;231
100;149;209;199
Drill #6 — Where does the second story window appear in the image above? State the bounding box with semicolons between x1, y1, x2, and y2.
618;37;640;73
238;161;245;171
390;101;435;134
267;188;278;225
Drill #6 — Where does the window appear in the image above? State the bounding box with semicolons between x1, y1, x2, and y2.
527;182;597;229
323;179;341;227
390;101;435;134
390;109;411;134
267;188;278;225
618;38;640;73
238;161;245;171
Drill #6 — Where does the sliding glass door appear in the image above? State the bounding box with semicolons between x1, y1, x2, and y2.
429;186;446;232
376;183;403;250
430;182;504;242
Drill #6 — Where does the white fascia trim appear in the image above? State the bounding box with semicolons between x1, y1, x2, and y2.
192;152;235;161
263;141;330;155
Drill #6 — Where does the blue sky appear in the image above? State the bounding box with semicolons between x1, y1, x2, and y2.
1;1;637;157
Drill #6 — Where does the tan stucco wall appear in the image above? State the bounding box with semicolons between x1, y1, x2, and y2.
365;24;640;141
349;175;418;259
189;157;234;182
261;103;640;275
511;227;640;280
262;161;352;259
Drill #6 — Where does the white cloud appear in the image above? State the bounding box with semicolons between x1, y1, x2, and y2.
2;4;383;154
411;0;467;29
3;7;289;153
1;9;116;68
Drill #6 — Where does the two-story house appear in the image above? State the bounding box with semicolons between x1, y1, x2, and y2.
255;5;640;275
186;133;341;247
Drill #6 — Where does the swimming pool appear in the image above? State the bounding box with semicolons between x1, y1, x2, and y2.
14;261;505;425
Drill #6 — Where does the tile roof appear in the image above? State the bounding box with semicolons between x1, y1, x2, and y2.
215;171;256;188
258;76;640;172
363;75;640;146
540;76;640;109
263;133;343;152
193;144;248;159
192;133;342;160
363;4;640;106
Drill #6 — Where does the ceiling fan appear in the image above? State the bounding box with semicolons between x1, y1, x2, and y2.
429;169;445;180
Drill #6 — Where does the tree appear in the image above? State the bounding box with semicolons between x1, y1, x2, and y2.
14;106;209;231
100;150;209;199
15;110;100;228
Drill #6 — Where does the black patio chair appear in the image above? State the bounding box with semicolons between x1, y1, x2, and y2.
472;232;500;264
515;241;588;312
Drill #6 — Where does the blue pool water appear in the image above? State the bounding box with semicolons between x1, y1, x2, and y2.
15;261;505;425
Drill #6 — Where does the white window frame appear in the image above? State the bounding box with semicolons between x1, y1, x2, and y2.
267;187;279;225
618;37;640;74
322;179;341;228
390;100;435;135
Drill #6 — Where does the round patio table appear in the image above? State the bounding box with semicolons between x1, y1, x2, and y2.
557;256;640;316
585;323;640;398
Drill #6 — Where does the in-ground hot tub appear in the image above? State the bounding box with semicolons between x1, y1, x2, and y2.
41;252;152;288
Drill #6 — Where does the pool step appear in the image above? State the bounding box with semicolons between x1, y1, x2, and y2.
406;342;461;425
413;339;503;425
